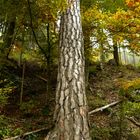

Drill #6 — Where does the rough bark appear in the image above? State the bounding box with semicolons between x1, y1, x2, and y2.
46;0;91;140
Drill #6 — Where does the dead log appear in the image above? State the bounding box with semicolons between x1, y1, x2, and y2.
89;100;122;115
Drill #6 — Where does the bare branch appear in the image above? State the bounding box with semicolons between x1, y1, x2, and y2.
36;75;48;82
4;126;53;140
89;100;122;115
126;116;140;127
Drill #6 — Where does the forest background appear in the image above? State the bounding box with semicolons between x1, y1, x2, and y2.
0;0;140;139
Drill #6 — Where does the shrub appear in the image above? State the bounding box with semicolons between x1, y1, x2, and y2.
0;93;8;109
20;100;35;114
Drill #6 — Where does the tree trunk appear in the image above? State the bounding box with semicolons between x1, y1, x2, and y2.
100;43;105;70
113;44;119;66
118;45;122;65
132;52;136;67
2;18;16;58
123;48;127;65
83;28;91;88
46;0;91;140
46;23;52;101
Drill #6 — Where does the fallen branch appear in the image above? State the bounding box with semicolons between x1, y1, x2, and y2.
89;100;122;115
126;116;140;127
4;126;53;140
3;100;123;139
36;75;48;82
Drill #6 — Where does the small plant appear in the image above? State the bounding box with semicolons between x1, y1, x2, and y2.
109;109;128;140
20;100;35;114
42;105;50;116
26;133;38;140
118;78;140;91
114;78;140;139
12;128;23;136
0;115;9;126
0;115;11;138
88;65;97;75
91;124;111;140
0;93;8;108
0;127;11;139
88;95;107;109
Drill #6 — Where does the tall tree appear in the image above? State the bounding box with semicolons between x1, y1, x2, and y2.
113;42;119;66
46;0;91;139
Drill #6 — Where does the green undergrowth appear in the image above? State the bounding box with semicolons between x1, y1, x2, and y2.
88;64;140;140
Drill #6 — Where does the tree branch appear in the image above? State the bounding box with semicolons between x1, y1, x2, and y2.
36;75;48;82
4;126;53;140
88;100;122;115
126;116;140;127
27;0;48;61
4;100;140;140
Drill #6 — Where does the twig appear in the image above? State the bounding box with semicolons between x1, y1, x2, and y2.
126;116;140;127
89;100;122;115
4;126;53;140
36;75;48;82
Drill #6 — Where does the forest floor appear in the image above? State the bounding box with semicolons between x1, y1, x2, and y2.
0;62;140;140
87;64;140;139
